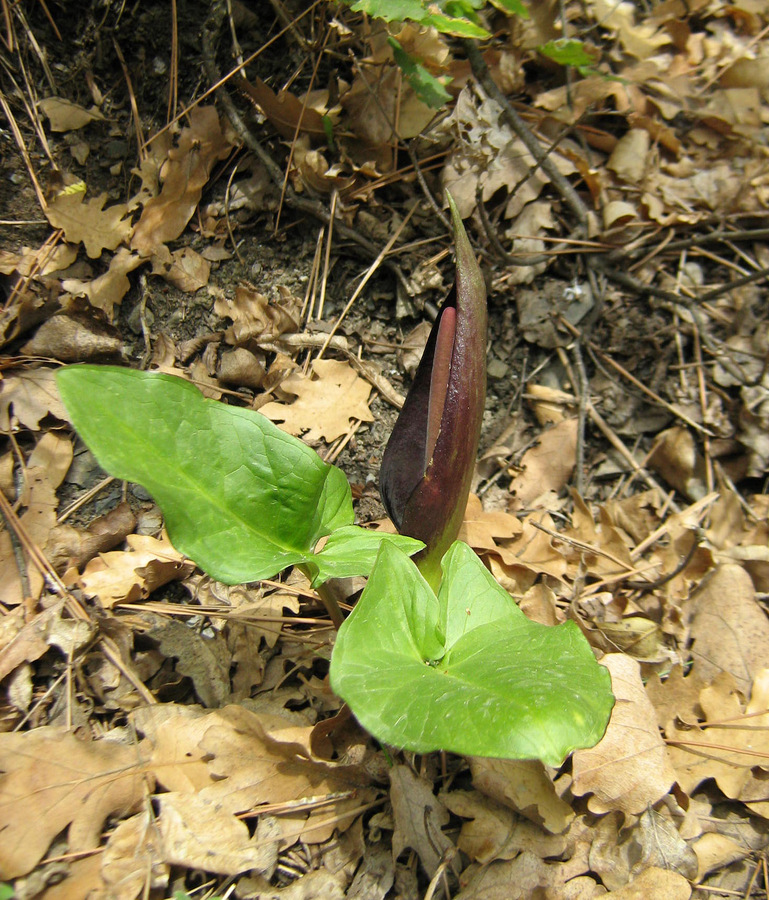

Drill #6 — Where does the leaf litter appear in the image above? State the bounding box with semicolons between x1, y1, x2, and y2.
1;1;769;898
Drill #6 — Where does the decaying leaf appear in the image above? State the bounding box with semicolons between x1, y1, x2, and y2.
46;189;133;258
79;532;194;608
509;419;578;509
130;106;233;256
0;728;149;879
689;564;769;694
0;366;68;430
38;97;105;131
390;764;454;877
572;654;676;815
261;358;374;442
148;618;231;708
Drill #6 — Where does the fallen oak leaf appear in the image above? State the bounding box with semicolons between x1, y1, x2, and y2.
571;653;676;816
260;358;374;442
79;532;194;608
0;728;149;879
45;188;133;259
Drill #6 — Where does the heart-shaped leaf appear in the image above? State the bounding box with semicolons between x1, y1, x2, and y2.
330;541;614;765
56;366;419;585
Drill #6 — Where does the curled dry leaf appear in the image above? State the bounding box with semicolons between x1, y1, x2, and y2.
62;246;144;319
689;563;769;694
571;654;676;815
79;532;194;608
130;106;233;257
0;366;68;430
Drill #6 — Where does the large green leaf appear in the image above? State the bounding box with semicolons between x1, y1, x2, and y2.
330;541;614;765
56;366;418;585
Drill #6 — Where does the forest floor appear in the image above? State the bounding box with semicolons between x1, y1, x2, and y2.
1;1;769;898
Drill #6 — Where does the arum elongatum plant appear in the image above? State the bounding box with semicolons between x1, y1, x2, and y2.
56;193;615;764
380;194;486;588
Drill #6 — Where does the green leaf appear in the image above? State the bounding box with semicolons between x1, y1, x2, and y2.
348;0;428;21
55;366;359;585
0;885;14;900
330;541;614;765
388;38;452;109
488;0;529;18
306;526;424;586
539;39;596;69
347;0;490;36
423;12;490;37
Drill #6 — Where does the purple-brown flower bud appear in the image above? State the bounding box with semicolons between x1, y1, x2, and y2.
380;194;487;587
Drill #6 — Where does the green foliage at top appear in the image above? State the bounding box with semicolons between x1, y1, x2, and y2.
343;0;528;39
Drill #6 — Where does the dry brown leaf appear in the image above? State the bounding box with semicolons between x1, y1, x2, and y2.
469;757;574;834
214;283;300;344
0;458;63;605
46;188;132;258
572;654;676;815
689;564;769;694
99;809;169;900
346;839;395;899
489;512;570;583
691;832;750;882
157;792;279;876
130;106;232;256
645;664;707;729
40;854;105;900
0;242;78;277
148;618;231;708
441;789;567;865
62;246;144;319
79;532;193;608
456;849;599;900
151;705;375;845
458;493;523;556
390;764;454;877
647;426;708;500
0;728;149;879
0;366;68;430
587;0;670;58
0;605;58;681
260;358;374;442
218;347;267;390
607;128;650;183
151;245;210;292
666;669;769;814
604;865;690;900
509;419;578;509
238;76;326;141
20;308;124;362
38;96;105;131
